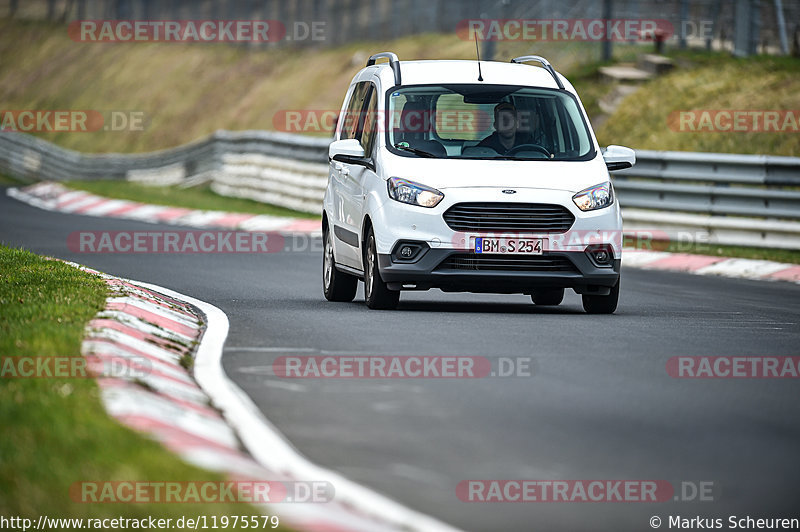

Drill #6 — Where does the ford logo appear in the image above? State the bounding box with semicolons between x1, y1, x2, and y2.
502;189;517;194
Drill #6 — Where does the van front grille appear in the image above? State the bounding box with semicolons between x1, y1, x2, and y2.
443;203;575;233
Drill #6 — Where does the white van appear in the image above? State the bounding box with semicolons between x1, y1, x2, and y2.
323;52;635;313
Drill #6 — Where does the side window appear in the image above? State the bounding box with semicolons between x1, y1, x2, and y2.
359;85;378;156
340;82;369;140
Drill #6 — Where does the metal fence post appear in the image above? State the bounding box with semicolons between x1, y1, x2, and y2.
602;0;612;61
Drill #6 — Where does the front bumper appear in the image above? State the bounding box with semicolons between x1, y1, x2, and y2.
377;248;620;295
369;186;622;295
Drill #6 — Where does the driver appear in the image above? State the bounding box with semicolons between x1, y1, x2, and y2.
477;102;549;156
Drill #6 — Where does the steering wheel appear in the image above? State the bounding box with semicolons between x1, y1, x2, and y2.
505;143;551;157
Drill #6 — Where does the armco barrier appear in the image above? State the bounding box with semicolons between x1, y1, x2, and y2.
614;150;800;249
1;131;799;249
0;129;329;182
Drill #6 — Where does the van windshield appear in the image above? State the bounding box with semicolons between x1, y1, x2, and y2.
386;84;594;161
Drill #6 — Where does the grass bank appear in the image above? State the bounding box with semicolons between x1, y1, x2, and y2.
0;19;596;153
594;51;800;156
0;245;271;528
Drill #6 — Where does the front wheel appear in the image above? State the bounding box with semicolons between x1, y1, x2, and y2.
364;229;399;310
582;279;620;314
323;227;357;302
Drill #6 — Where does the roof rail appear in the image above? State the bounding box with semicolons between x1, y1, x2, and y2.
510;55;565;90
367;52;401;86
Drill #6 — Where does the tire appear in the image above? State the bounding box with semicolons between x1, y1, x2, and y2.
582;278;620;314
531;288;564;306
363;229;400;310
323;226;357;302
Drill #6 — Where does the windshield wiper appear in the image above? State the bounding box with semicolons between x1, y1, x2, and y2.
394;143;437;158
488;155;549;160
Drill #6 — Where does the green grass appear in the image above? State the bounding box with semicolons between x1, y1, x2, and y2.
0;19;601;153
595;50;800;156
65;180;318;219
0;173;28;185
625;237;800;264
2;19;798;156
567;43;647;123
0;245;277;529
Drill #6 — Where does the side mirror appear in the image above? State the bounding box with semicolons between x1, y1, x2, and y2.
602;145;636;171
329;138;365;160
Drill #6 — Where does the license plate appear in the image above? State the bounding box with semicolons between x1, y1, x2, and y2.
473;237;543;255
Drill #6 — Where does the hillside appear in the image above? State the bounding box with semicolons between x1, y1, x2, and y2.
594;51;800;156
0;19;594;153
1;19;798;156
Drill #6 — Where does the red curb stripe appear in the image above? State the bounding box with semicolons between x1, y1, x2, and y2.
86;338;193;382
56;191;92;208
211;213;257;228
97;378;221;418
228;471;291;484
111;280;191;308
104;202;147;216
152;391;222;418
114;414;241;454
642;253;723;272
71;197;111;214
153;207;195;222
19;183;321;237
106;301;199;338
127;294;196;320
89;350;197;389
766;265;800;282
105;279;195;313
293;522;372;532
88;318;189;347
282;219;322;232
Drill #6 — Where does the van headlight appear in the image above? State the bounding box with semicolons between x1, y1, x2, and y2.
387;177;444;208
572;182;613;211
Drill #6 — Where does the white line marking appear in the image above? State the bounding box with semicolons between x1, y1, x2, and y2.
695;258;793;279
262;380;308;392
133;280;464;532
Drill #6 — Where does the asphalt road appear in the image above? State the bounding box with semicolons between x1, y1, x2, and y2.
3;186;800;531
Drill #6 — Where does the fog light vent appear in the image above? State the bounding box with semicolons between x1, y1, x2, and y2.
391;241;428;263
586;244;614;267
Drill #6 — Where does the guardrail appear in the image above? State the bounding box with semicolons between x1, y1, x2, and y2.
212;153;328;214
1;131;799;249
614;150;800;249
0;129;329;182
